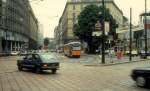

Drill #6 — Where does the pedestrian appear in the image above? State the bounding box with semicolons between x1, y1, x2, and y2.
110;49;113;63
117;50;121;60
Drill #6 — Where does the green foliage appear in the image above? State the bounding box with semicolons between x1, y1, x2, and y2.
48;41;55;49
73;4;118;53
74;4;118;40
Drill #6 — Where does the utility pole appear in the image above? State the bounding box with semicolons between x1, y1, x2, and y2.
129;8;132;61
144;0;147;59
101;0;105;64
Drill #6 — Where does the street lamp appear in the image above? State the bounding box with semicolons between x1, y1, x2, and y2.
144;0;147;59
129;8;132;61
101;0;105;64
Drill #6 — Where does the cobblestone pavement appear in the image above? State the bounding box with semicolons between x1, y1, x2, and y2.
0;56;149;91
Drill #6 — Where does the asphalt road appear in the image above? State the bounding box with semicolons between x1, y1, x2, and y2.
0;55;149;91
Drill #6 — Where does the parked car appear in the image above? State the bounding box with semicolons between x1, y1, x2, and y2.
105;50;109;54
125;50;138;56
11;51;19;56
19;51;27;56
131;67;150;87
139;50;150;59
17;53;60;74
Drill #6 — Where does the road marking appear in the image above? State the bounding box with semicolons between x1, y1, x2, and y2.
102;89;114;91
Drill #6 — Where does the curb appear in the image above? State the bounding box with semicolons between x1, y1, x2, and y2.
84;59;149;66
0;54;11;57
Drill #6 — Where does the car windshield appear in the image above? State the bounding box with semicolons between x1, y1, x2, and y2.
39;54;58;62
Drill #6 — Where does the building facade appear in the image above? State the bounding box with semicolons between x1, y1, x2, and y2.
37;23;44;48
136;12;150;51
28;5;39;50
0;0;3;52
57;0;124;45
0;0;39;54
54;17;65;49
116;12;150;51
54;26;59;46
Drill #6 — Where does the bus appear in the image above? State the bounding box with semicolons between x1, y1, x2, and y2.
64;42;81;58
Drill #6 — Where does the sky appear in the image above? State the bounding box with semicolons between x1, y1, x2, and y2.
30;0;150;38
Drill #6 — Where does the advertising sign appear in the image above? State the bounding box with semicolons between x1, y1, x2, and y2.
144;19;150;38
104;21;110;35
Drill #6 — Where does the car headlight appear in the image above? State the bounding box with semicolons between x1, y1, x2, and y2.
43;64;48;67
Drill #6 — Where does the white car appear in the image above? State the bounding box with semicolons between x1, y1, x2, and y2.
11;51;19;56
125;50;138;56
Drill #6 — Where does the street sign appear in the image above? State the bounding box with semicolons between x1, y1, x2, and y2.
92;31;102;36
104;21;110;35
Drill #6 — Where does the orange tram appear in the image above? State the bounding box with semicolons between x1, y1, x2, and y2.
63;42;81;58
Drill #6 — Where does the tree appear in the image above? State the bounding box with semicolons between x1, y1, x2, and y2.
48;40;55;49
74;4;118;53
44;38;49;47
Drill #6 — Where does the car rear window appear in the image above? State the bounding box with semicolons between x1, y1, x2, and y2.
40;54;58;62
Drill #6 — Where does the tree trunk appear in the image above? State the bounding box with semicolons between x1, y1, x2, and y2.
88;41;96;54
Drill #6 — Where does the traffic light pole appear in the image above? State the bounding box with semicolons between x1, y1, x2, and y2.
101;0;105;64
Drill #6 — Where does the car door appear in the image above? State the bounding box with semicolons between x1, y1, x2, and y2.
23;54;34;68
29;54;41;67
20;55;29;67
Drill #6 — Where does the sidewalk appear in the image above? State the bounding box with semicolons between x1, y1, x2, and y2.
84;55;150;66
55;53;150;66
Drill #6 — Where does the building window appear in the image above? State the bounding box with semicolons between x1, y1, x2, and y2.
72;0;78;2
73;13;75;18
73;13;76;24
73;5;76;10
81;4;83;10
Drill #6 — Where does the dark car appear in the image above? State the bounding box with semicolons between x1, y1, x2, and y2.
139;50;150;59
131;67;150;87
17;53;59;74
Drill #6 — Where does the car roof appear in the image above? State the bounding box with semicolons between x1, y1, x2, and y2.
26;52;55;56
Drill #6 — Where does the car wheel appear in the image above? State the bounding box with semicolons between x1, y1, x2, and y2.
18;66;23;71
136;76;146;87
52;69;56;74
35;67;41;74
